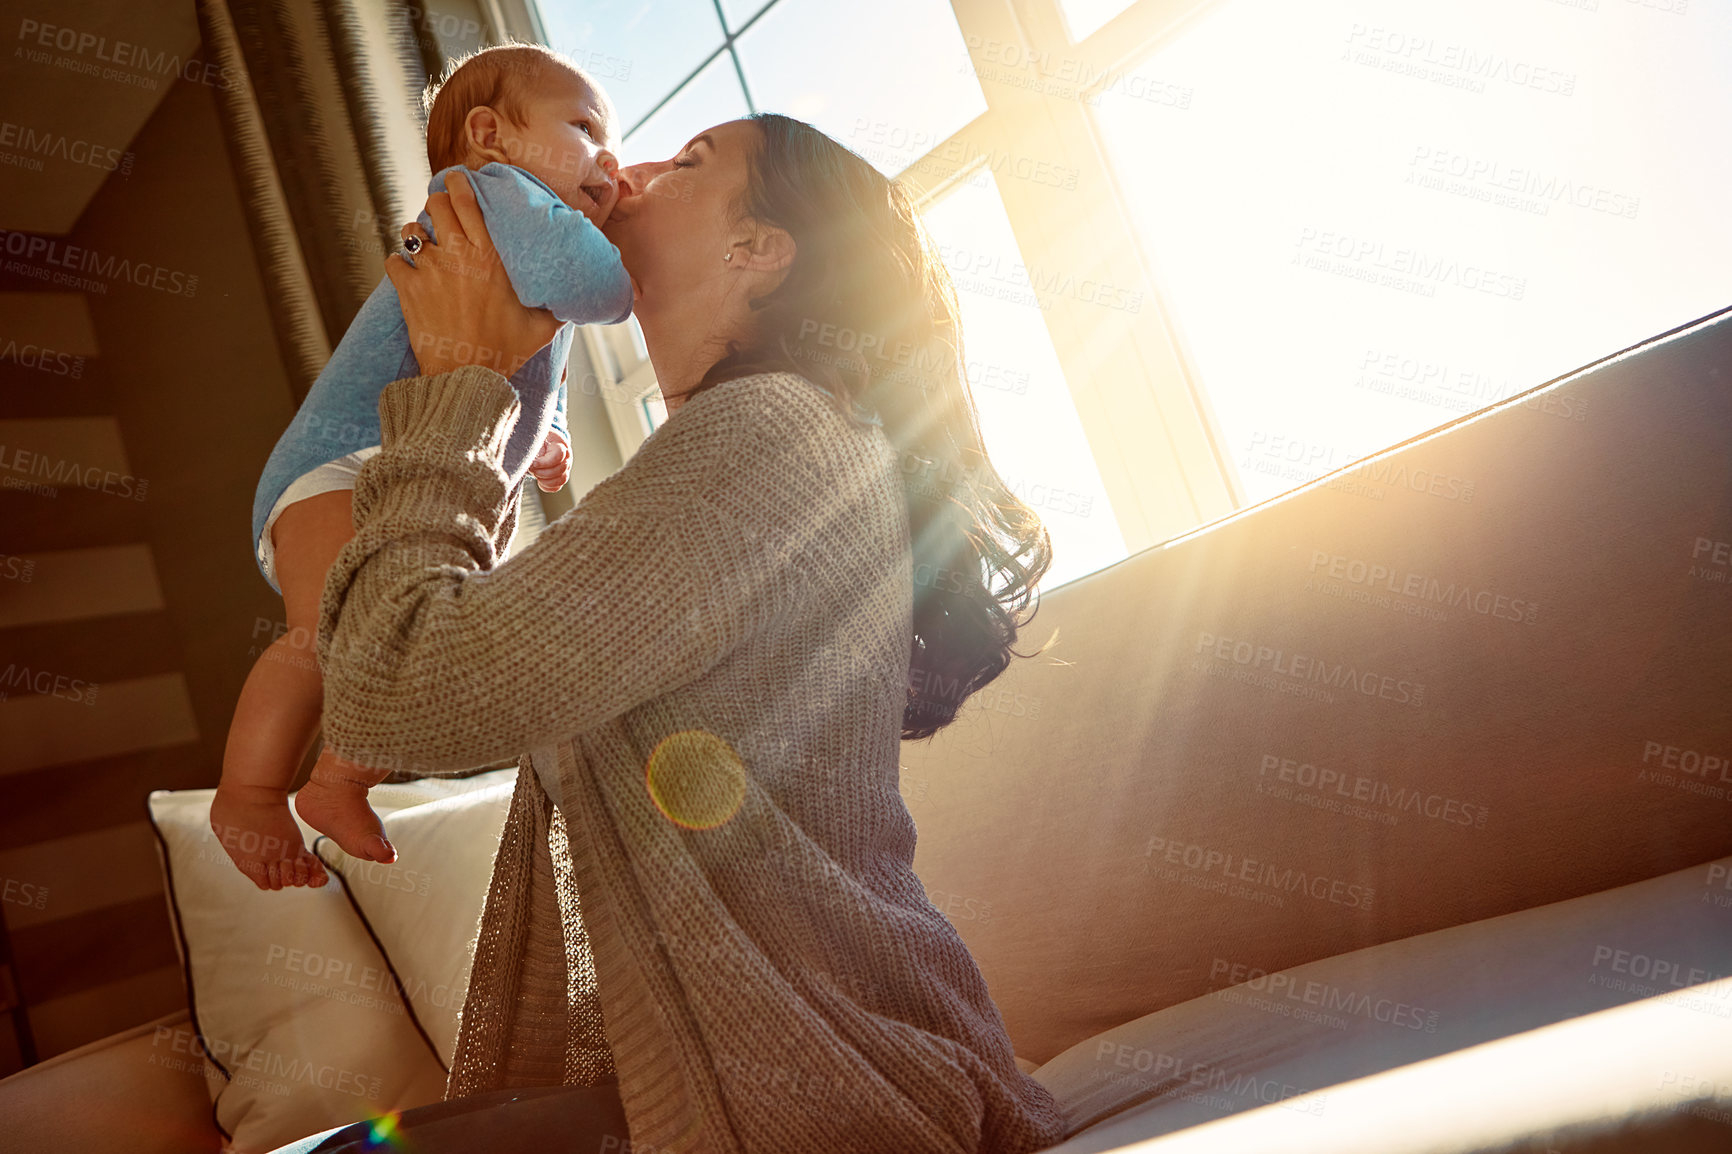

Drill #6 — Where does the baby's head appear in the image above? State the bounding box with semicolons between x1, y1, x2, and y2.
423;42;621;223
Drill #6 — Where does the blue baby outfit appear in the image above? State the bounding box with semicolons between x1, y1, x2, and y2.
250;162;633;591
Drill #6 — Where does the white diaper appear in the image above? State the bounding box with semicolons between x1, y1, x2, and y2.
256;446;382;590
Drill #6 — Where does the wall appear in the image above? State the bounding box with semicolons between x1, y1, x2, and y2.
0;37;304;1072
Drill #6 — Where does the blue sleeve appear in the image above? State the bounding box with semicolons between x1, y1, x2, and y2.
422;163;634;327
551;367;569;442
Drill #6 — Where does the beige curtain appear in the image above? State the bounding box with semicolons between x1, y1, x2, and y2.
193;0;446;404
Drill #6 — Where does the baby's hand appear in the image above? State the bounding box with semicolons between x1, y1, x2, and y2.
530;428;572;493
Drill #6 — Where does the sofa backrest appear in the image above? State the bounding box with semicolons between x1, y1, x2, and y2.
901;305;1732;1064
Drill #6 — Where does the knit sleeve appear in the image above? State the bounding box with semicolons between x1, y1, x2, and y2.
315;365;823;775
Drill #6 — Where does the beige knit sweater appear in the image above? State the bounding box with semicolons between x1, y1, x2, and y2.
316;364;1068;1154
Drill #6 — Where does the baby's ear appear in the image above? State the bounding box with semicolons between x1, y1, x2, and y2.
464;106;511;166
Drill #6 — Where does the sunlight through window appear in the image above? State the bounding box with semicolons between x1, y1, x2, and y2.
736;0;988;177
621;52;751;164
538;0;725;130
1058;0;1138;43
1095;0;1732;503
920;171;1128;592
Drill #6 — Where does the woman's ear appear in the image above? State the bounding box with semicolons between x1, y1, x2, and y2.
734;225;796;273
464;106;512;166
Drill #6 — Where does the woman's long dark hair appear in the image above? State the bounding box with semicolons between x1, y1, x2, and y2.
683;113;1054;741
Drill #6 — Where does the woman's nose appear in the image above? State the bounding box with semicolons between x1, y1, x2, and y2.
615;159;672;199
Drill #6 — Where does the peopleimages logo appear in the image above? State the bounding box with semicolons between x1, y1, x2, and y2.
0;120;132;175
14;19;239;91
1209;958;1441;1032
2;876;48;910
1306;551;1538;625
1091;1040;1327;1115
149;1025;384;1098
1342;23;1577;96
1257;753;1490;829
0;442;148;499
1143;834;1375;910
1293;226;1526;301
1407;145;1641;220
1193;630;1426;708
1588;945;1730;1000
0;662;99;706
0;230;198;296
0;338;84;378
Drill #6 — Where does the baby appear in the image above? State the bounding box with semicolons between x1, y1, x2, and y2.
214;42;632;890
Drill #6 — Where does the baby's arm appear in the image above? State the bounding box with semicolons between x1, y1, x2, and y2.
456;163;634;326
550;367;569;444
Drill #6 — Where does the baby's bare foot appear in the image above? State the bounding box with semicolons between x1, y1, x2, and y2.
210;785;328;891
295;751;395;864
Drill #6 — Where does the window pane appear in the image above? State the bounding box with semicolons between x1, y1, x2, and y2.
1096;0;1732;504
920;171;1127;591
622;52;751;166
718;0;774;30
537;0;725;131
1058;0;1136;42
736;0;988;177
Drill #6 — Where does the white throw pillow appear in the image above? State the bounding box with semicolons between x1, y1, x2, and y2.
311;772;516;1067
148;773;513;1153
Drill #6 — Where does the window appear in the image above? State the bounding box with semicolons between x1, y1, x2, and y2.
624;52;752;165
1092;0;1732;503
920;169;1125;591
1057;0;1136;42
735;0;986;177
718;0;775;28
523;0;1732;588
536;0;726;130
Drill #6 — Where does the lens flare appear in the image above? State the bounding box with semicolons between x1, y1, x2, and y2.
364;1109;402;1147
646;730;748;829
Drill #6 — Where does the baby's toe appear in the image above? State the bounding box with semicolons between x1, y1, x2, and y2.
295;849;328;887
243;860;271;891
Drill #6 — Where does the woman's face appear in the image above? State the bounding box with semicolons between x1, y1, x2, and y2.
602;119;757;314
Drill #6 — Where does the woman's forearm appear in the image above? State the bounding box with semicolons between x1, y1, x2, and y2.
315;370;830;777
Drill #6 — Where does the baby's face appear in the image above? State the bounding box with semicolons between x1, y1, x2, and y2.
496;67;620;224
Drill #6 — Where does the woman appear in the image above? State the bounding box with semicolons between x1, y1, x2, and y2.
290;114;1067;1153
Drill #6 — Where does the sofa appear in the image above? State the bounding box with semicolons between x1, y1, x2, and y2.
2;304;1729;1154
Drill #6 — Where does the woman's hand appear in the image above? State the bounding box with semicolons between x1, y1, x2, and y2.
385;170;560;378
